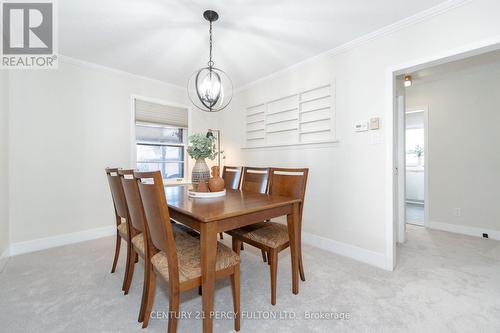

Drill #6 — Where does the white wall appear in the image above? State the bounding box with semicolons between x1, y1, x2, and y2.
219;0;500;268
406;58;500;232
8;59;217;245
0;70;9;256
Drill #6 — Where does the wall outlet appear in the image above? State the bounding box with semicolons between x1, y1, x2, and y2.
453;208;461;217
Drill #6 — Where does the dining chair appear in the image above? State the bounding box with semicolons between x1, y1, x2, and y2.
228;168;309;305
135;170;241;333
119;169;197;327
219;166;243;240
240;167;270;261
105;167;135;294
222;166;243;190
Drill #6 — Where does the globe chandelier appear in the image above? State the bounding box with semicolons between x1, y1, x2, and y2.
188;10;233;112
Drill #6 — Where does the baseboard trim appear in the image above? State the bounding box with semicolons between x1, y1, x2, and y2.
9;225;116;256
0;247;9;273
302;231;390;271
427;220;500;241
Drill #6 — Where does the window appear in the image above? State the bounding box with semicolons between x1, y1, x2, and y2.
136;123;187;180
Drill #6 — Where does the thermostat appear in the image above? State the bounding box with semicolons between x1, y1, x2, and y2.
355;122;369;132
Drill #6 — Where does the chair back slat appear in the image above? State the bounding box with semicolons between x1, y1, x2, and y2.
105;167;128;220
223;166;243;190
119;169;145;233
134;170;179;284
241;167;269;194
269;168;309;218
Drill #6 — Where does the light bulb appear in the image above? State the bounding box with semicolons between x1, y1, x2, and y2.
197;70;222;108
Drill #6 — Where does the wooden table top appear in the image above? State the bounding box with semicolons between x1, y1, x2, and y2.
165;185;300;223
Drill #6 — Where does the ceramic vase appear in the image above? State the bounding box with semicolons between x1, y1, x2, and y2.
208;166;225;192
192;158;210;187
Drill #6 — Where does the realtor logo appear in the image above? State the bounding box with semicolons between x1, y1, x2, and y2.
1;0;58;68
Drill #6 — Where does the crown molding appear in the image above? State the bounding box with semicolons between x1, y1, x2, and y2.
234;0;474;93
58;55;186;92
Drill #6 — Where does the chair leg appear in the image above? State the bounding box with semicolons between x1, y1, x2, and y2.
269;249;278;306
299;251;306;282
122;240;131;292
111;233;121;273
138;257;151;323
232;238;242;256
261;250;267;263
124;247;136;295
230;264;241;332
219;232;224;240
167;287;180;333
142;268;157;328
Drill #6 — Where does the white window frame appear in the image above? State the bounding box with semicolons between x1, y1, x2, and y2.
135;122;188;183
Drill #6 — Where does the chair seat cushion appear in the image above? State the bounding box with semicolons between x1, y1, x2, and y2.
131;223;197;259
131;233;145;257
151;233;239;283
227;222;289;248
117;222;128;240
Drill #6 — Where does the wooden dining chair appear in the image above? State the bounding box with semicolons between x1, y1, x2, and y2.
135;170;241;333
105;167;134;294
222;166;243;190
240;167;270;261
228;168;308;305
218;166;243;240
119;169;197;327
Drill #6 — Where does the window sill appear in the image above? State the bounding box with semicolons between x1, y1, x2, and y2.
164;179;191;187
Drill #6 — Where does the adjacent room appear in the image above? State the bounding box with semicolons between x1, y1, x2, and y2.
1;1;499;332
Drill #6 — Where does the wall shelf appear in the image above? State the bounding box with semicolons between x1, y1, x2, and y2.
267;127;298;134
245;83;335;148
266;118;298;125
300;128;331;135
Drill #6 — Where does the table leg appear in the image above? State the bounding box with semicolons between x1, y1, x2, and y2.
287;202;300;295
200;222;217;333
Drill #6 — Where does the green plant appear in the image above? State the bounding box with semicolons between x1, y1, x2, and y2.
414;144;424;157
186;133;216;160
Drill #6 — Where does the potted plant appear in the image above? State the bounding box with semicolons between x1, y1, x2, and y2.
187;133;216;189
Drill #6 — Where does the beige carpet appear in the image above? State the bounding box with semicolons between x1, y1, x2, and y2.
1;225;500;332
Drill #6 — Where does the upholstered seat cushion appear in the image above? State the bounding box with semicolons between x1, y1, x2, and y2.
227;222;289;248
131;233;145;257
117;222;128;239
151;233;240;283
131;223;196;259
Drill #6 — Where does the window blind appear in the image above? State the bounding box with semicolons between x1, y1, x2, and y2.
135;99;188;128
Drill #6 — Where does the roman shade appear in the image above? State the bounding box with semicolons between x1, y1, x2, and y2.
135;99;188;127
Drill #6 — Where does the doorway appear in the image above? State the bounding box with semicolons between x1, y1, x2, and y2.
404;107;428;227
388;38;500;269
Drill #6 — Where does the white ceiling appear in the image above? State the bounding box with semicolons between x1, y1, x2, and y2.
60;0;448;88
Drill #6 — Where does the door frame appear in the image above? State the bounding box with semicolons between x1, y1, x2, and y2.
385;37;500;270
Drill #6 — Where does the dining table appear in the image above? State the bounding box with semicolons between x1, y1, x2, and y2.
164;184;302;333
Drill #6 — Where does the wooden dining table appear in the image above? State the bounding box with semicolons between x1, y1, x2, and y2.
164;184;302;333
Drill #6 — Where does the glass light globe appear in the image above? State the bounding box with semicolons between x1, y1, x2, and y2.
188;67;233;112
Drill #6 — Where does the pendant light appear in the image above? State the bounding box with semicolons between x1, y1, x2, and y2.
188;10;233;112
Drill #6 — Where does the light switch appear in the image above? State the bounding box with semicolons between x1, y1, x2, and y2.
370;117;380;130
